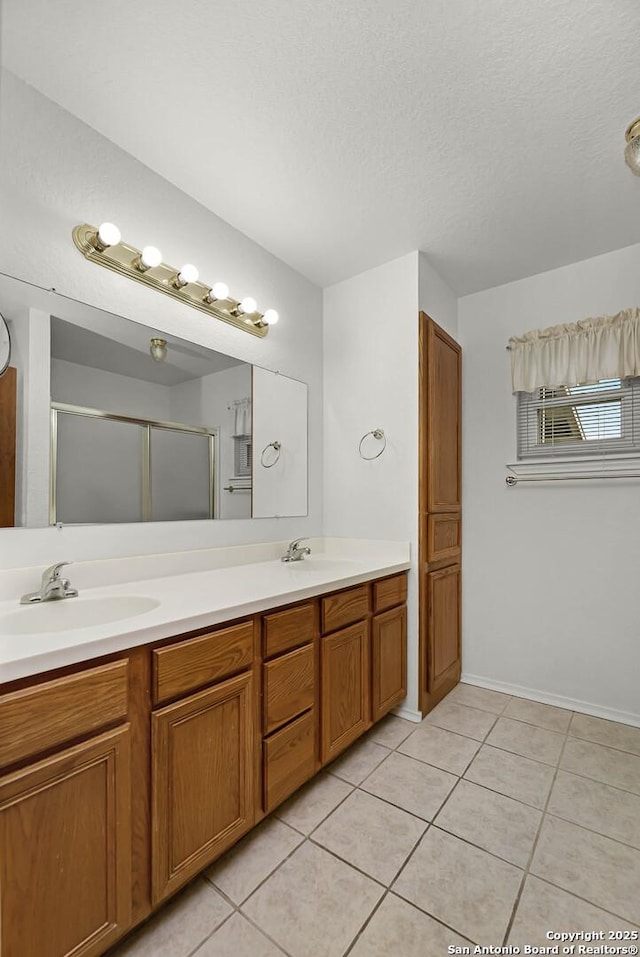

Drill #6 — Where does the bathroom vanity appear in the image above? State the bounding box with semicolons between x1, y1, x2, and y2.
0;547;408;957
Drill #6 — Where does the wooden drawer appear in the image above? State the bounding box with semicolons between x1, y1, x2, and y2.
263;602;316;658
373;574;407;613
263;710;315;812
263;644;314;735
427;513;461;565
153;621;254;706
0;660;128;769
321;584;370;634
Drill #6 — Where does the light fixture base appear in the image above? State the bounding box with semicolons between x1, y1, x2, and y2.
72;224;268;338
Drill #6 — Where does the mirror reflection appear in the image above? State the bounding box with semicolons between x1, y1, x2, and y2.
0;273;308;527
50;315;252;524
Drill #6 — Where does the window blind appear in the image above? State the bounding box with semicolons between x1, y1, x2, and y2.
517;377;640;459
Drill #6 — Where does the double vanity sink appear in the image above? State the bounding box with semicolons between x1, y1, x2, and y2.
0;537;410;681
0;537;410;957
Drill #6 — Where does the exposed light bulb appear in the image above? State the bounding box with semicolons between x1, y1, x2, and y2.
211;282;230;300
238;296;257;314
205;281;230;303
96;222;121;249
141;245;163;268
173;263;199;288
150;337;168;362
262;309;279;325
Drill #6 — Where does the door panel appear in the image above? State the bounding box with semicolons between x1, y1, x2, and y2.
426;565;461;704
321;622;370;763
425;321;461;513
0;726;132;957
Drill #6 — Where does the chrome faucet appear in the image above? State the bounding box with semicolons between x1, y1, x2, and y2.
281;538;311;562
20;562;79;604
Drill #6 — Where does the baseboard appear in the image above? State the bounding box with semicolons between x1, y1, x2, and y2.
392;706;422;724
461;673;640;729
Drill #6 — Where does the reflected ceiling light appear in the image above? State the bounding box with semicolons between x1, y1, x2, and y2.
173;263;199;288
625;117;640;177
135;245;163;271
93;222;121;251
150;337;168;362
72;223;275;337
205;282;230;303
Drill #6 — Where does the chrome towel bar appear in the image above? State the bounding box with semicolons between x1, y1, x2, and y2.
506;470;640;485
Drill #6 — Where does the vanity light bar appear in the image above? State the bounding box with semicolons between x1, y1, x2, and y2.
72;223;279;338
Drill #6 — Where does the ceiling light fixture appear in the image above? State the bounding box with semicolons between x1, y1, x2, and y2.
150;337;168;362
72;223;276;337
624;117;640;177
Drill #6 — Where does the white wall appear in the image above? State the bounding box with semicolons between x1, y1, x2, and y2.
323;251;457;716
459;241;640;725
170;364;252;520
419;252;459;340
0;70;322;566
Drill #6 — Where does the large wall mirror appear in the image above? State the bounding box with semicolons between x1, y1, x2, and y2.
0;272;308;527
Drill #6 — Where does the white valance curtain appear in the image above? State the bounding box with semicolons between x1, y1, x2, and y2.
232;397;252;436
509;308;640;393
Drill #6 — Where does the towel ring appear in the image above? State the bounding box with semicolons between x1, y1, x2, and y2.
358;428;386;460
260;440;281;468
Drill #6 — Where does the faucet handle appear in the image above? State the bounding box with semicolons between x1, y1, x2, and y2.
41;561;72;586
289;538;309;550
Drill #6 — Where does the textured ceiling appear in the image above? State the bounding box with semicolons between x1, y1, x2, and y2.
3;0;640;294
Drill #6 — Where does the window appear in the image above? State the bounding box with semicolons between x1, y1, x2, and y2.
517;377;640;459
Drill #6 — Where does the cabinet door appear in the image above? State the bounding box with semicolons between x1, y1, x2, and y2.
371;606;407;722
321;621;370;764
425;565;461;705
152;671;254;903
0;726;132;957
423;318;461;513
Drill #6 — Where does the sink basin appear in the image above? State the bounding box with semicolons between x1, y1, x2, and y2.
0;595;160;635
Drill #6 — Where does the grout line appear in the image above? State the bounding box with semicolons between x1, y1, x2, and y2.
341;889;390;956
523;873;640;929
500;714;572;946
543;807;640;852
568;730;640;758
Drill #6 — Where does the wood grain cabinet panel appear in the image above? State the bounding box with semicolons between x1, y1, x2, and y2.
263;710;315;813
0;660;129;770
371;606;407;722
321;585;370;634
424;320;461;513
0;726;132;957
321;621;370;763
426;564;461;703
263;643;315;735
426;513;461;565
263;602;316;658
153;621;254;705
373;574;407;613
151;671;254;903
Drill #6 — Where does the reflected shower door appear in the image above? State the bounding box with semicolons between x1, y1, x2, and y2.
150;427;214;521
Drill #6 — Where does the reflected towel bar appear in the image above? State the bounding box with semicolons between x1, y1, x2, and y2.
506;470;640;486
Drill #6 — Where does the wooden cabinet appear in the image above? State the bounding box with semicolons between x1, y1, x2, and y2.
371;605;407;722
0;571;406;956
0;726;132;957
151;670;255;903
419;313;462;713
260;600;318;813
424;564;461;709
321;621;370;763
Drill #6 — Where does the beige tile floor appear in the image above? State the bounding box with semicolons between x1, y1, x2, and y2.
110;684;640;956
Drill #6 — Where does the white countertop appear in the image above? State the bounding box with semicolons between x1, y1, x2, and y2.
0;538;410;683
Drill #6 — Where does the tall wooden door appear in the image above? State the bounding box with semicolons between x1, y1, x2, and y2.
0;726;132;957
419;314;462;714
0;366;17;527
